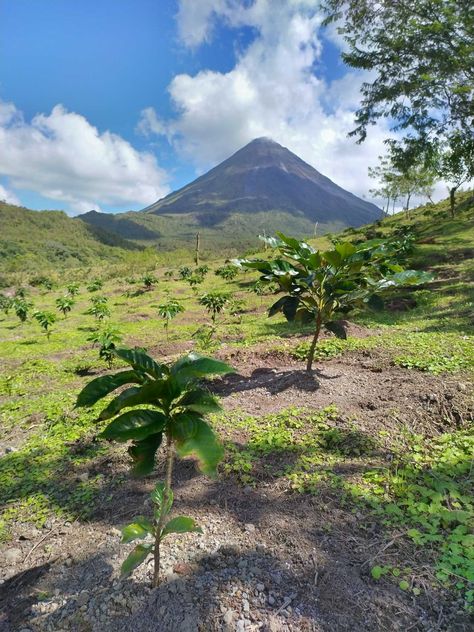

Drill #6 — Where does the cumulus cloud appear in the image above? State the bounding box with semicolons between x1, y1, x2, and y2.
0;101;170;213
159;0;398;205
0;183;20;205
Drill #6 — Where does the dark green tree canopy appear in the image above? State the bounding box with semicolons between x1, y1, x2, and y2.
323;0;473;154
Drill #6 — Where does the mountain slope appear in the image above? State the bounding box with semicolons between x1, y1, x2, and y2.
0;202;141;272
143;137;382;226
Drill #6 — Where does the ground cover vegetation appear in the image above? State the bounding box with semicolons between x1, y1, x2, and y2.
0;193;473;630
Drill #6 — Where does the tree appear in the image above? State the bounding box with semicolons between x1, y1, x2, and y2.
75;348;233;585
438;134;474;217
369;152;436;216
157;298;184;339
323;0;474;188
236;233;432;372
56;296;75;318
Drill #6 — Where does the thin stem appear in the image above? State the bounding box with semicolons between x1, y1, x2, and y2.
306;312;322;372
153;433;174;587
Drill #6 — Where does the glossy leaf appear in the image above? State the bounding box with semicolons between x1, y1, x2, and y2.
121;516;154;543
151;482;174;516
101;409;167;442
172;417;224;477
113;347;167;380
161;516;202;538
120;543;153;577
98;386;142;420
171;352;234;385
128;432;163;476
177;388;222;414
75;370;143;408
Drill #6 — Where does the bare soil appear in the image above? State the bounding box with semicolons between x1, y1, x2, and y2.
0;349;472;632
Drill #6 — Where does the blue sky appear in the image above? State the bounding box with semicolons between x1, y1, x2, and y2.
0;0;394;214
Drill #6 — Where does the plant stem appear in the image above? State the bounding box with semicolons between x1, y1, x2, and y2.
306;312;322;372
153;433;174;587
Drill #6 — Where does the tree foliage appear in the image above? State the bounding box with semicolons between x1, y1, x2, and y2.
323;0;473;191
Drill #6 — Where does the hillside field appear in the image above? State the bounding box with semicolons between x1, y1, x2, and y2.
0;194;473;631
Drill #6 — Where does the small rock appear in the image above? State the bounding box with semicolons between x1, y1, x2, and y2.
244;523;256;533
457;383;467;392
256;583;265;592
236;620;246;632
223;609;236;625
267;595;275;606
242;599;250;613
5;547;22;564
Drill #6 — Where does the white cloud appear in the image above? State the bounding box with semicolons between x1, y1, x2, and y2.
0;183;20;205
0;101;170;213
160;0;398;205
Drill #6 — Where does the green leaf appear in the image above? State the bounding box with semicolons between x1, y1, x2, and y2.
177;388;222;414
268;296;300;321
371;565;384;580
171;353;234;385
113;347;167;379
98;386;143;420
334;242;357;259
172;416;224;477
325;320;348;339
161;516;202;538
101;409;167;442
98;378;180;420
121;516;154;543
120;543;153;577
75;370;143;408
128;432;163;476
399;580;410;591
322;250;342;267
151;482;174;515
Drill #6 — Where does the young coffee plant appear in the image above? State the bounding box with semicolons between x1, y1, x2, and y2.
33;310;57;339
186;273;205;293
87;297;110;322
195;265;209;277
87;279;103;292
56;296;75;318
157;298;185;339
0;294;13;315
66;282;80;296
164;270;174;279
12;297;32;323
215;264;238;281
236;233;432;371
192;324;219;352
143;273;158;290
178;266;192;280
87;326;123;368
75;347;233;585
199;291;231;324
